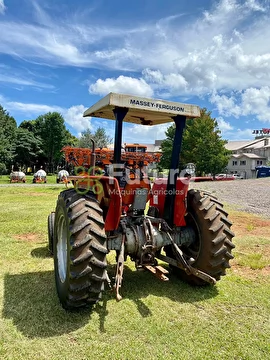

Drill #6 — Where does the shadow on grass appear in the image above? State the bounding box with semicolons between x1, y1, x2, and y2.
3;265;219;337
107;264;218;303
3;271;92;338
31;246;52;258
95;264;219;328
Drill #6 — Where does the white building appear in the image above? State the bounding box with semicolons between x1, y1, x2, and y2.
226;137;270;179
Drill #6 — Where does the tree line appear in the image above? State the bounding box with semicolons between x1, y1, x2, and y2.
0;105;112;175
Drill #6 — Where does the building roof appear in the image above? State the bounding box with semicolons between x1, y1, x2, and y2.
232;153;266;159
244;138;270;149
225;141;252;151
225;138;268;151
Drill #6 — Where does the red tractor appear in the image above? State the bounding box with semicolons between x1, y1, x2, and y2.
48;93;235;309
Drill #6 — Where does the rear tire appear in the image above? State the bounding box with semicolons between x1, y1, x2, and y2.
53;189;107;309
48;212;55;254
165;189;235;285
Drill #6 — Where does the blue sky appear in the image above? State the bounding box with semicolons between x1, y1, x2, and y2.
0;0;269;143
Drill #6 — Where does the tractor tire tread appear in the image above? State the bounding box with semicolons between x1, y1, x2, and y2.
69;219;92;235
71;249;93;264
71;234;92;249
90;239;108;254
70;266;92;279
165;189;235;285
85;200;103;214
53;189;107;310
69;207;88;220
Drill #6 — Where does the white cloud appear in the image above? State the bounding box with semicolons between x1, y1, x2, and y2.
85;0;270;100
123;123;170;143
4;101;62;115
0;8;146;68
0;73;54;89
210;87;270;122
0;21;91;66
63;105;91;133
241;87;270;121
202;0;241;26
89;76;154;97
210;92;242;117
142;69;187;95
245;0;266;12
217;116;234;131
0;0;6;15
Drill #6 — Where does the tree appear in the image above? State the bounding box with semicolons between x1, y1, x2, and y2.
158;125;175;171
0;133;13;166
78;127;113;148
35;112;68;171
160;108;230;176
19;119;38;133
20;115;79;171
13;128;43;169
65;129;78;147
0;105;17;167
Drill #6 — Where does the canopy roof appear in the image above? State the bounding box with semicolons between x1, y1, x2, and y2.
83;93;200;125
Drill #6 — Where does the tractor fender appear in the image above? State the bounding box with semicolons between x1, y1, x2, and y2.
69;175;122;232
99;176;122;231
150;177;190;226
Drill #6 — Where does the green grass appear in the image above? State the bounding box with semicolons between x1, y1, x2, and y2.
235;253;268;269
0;186;269;360
232;235;270;269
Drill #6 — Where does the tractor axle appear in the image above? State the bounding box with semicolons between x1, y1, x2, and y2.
107;216;196;264
107;216;197;300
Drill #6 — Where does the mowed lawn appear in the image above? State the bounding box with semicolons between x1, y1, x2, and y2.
0;184;269;360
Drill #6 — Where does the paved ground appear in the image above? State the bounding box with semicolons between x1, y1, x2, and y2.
190;178;270;217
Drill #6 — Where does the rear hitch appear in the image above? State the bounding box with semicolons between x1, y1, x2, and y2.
161;222;216;285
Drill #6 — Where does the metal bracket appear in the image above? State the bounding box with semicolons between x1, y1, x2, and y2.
143;265;169;281
161;226;216;285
